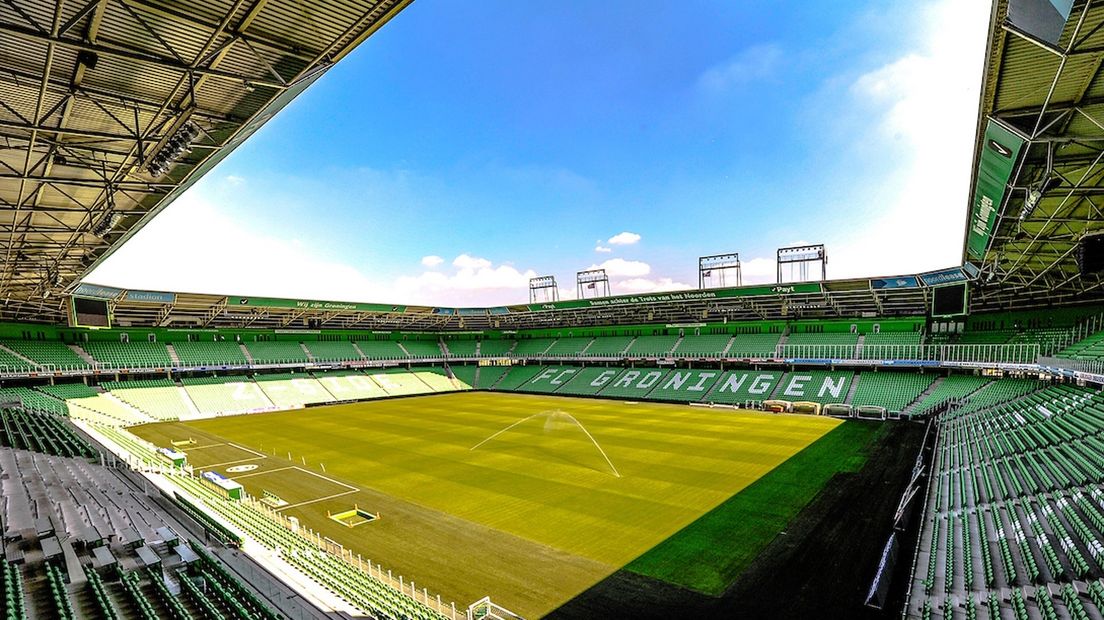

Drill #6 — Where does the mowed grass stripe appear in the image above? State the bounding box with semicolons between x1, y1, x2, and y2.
626;420;882;596
162;393;838;569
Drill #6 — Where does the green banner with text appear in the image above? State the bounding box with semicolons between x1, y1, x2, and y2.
523;282;824;312
228;296;404;313
966;119;1025;261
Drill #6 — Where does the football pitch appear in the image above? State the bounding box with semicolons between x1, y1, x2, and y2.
131;392;875;617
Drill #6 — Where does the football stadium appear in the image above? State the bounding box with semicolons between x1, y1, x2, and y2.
1;1;1104;619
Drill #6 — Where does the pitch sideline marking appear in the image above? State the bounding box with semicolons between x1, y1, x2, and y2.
276;489;358;510
290;466;358;491
228;442;268;458
204;456;265;468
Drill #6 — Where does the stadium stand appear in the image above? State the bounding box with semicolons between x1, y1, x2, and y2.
672;334;732;357
304;340;364;362
103;379;192;421
368;370;435;396
478;339;516;357
82;340;173;368
512;338;556;357
172;340;250;366
646;369;722;402
849;372;936;413
0;386;68;415
181;376;274;415
401;339;445;359
313;369;390;400
624;335;680;357
413;367;464;392
598;368;670;398
0;345;35;372
906;383;1103;619
706;370;784;404
3;340;90;370
442;339;479;356
255;373;335;408
244;341;310;364
784;332;859;357
355;339;408;360
518;366;582;393
0;407;95;458
36;382;98;401
542;337;591;356
583;336;634;357
908;375;991;416
861;331;923;359
474;365;510;388
66;393;153;427
726;333;782;357
449;364;477;388
1057;329;1104;361
489;365;545;390
770;370;853;404
554;367;623;396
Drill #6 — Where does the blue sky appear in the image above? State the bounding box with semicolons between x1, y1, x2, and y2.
90;0;990;306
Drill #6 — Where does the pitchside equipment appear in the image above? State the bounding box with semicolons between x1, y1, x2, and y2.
471;409;621;478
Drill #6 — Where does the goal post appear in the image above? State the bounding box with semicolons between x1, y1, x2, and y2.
468;596;524;620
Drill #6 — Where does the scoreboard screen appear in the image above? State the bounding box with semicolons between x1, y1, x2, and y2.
931;284;968;317
70;296;111;328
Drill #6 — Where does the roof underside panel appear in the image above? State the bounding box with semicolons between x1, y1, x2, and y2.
970;0;1104;309
0;0;410;323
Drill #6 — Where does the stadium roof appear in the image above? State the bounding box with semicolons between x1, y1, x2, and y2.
968;0;1104;308
0;0;410;323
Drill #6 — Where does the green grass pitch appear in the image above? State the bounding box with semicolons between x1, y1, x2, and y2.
131;391;871;617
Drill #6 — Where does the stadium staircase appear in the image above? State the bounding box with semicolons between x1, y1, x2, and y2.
901;377;944;416
239;343;254;363
854;334;865;359
774;331;789;355
351;342;369;360
671;335;684;356
165;343;181;365
70;344;97;366
0;342;38;369
844;373;861;404
300;343;315;362
721;335;736;356
396;341;412;358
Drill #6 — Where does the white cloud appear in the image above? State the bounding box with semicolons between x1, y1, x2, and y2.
607;231;641;246
87;195;539;307
225;174;245;186
594;245;612;253
452;254;493;270
699;44;783;93
588;258;651;278
823;0;987;278
420;255;444;268
396;254;537;306
615;277;693;294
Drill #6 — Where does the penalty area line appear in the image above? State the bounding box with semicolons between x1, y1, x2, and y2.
227;442;268;458
276;489;358;510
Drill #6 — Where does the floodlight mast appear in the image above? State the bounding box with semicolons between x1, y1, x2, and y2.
576;269;610;299
699;253;743;289
529;275;560;304
776;244;827;283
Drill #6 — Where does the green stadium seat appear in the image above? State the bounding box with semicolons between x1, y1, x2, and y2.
244;341;310;364
172;341;249;366
83;341;172;368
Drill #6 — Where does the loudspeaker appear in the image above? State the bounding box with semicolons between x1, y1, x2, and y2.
1078;232;1104;275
